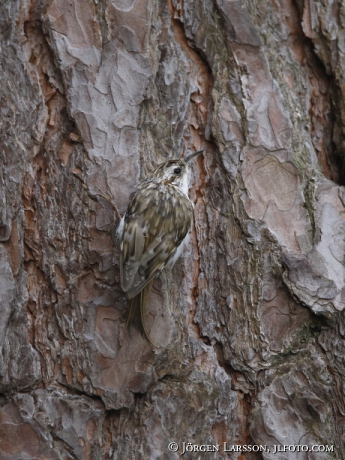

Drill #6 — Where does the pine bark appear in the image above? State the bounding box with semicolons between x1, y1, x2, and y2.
1;0;345;458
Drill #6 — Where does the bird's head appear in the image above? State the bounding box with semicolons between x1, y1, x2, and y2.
149;150;204;191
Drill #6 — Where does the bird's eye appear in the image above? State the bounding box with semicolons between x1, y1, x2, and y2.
174;167;181;175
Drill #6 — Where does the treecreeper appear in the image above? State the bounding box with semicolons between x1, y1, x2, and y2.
118;150;204;346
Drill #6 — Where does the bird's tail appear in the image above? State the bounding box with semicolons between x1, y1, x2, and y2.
126;279;157;346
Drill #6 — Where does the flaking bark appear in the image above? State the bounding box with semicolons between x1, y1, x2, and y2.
1;0;345;458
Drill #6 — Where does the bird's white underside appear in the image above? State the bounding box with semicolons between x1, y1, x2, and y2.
166;231;191;268
180;164;190;197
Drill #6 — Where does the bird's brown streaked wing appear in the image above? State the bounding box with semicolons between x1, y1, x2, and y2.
120;217;145;293
120;186;193;299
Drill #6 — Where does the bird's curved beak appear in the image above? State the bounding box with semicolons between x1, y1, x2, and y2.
184;149;204;163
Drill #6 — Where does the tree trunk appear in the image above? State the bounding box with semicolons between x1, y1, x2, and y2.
1;0;345;458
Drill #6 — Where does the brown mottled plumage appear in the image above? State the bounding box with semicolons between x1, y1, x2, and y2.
118;151;203;346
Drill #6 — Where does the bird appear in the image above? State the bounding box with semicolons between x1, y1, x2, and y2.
118;150;204;346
